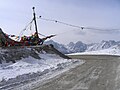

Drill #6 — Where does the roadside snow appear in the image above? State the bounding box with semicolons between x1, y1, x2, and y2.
68;46;120;56
0;54;84;82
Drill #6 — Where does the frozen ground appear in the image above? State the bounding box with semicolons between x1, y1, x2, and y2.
0;53;84;90
30;55;120;90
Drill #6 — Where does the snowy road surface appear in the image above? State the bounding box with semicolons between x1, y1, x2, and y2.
31;55;120;90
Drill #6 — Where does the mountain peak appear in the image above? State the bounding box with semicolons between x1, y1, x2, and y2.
87;40;118;51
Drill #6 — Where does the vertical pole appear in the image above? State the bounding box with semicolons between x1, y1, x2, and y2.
32;7;39;38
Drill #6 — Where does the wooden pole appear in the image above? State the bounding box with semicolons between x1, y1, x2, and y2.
32;7;39;38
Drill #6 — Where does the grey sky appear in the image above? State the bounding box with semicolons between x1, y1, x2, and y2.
0;0;120;44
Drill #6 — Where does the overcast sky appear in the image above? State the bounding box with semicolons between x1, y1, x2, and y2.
0;0;120;44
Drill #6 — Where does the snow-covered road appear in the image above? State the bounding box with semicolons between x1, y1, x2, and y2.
28;55;120;90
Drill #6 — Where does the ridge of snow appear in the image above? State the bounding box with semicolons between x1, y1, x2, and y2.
68;45;120;56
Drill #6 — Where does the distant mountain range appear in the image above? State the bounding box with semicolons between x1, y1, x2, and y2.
45;40;120;54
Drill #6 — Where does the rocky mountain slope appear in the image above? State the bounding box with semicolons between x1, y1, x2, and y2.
0;45;70;64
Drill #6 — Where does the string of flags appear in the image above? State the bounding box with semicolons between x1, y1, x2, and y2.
17;15;120;41
38;16;84;30
5;34;19;38
5;32;38;41
38;16;120;32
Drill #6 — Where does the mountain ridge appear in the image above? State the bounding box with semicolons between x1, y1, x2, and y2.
45;40;120;54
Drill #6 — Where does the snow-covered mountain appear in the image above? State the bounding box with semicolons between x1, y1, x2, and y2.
45;40;120;54
87;40;119;51
45;40;87;53
66;41;87;53
68;44;120;56
45;40;72;54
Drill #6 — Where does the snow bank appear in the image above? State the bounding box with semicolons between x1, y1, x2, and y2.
68;46;120;56
0;54;84;82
